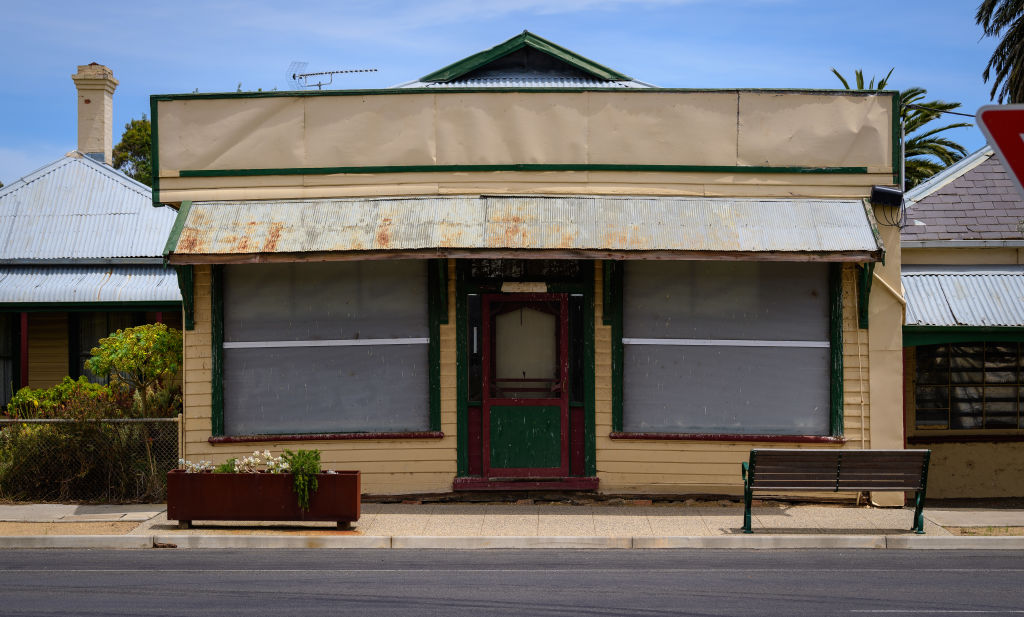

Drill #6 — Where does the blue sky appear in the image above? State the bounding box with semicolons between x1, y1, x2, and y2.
0;0;1001;185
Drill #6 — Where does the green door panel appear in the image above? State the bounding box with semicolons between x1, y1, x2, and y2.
489;405;562;469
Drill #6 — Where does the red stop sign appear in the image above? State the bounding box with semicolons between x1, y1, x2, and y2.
978;104;1024;199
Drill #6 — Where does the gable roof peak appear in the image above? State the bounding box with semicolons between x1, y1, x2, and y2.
420;31;632;83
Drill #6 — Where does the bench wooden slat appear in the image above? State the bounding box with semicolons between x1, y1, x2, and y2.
742;448;931;534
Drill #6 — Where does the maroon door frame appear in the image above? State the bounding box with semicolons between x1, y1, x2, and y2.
481;293;570;479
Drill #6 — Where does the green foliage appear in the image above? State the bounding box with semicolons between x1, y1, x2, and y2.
831;68;970;189
7;377;128;419
978;0;1024;104
86;323;183;417
0;421;177;502
112;115;152;186
282;449;321;511
214;458;237;474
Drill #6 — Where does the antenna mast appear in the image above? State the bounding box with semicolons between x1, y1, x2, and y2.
287;62;378;90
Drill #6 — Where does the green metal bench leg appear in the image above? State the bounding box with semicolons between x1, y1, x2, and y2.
743;488;753;534
912;490;926;534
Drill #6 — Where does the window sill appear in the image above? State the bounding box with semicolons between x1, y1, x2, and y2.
608;431;845;444
209;431;444;444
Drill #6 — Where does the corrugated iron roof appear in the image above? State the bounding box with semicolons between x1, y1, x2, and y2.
167;195;883;262
0;154;177;260
903;266;1024;327
0;266;181;304
397;77;652;88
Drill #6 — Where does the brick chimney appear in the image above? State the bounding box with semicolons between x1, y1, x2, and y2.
70;63;118;165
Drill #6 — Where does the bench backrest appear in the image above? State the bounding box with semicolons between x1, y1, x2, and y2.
748;449;930;492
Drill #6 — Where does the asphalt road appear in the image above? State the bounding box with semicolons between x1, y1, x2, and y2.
1;549;1022;616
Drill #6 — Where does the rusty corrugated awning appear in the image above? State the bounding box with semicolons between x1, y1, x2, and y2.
164;195;884;264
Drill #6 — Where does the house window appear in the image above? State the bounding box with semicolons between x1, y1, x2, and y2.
915;343;1023;430
619;261;833;435
221;261;430;435
71;312;146;383
0;313;16;407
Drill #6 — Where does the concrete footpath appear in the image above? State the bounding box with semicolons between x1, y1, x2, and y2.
2;500;1024;550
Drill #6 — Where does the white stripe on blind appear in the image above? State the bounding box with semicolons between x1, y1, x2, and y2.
224;338;430;349
622;338;829;348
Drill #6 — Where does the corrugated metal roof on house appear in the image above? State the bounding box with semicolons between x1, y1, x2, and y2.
167;195;883;261
0;266;181;304
903;266;1024;327
0;154;177;260
397;77;652;88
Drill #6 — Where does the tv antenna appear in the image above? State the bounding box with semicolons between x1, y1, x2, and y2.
287;61;377;90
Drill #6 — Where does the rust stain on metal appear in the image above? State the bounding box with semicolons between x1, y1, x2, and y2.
261;222;284;252
375;217;394;248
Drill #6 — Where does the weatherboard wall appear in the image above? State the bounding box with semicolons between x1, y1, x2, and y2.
180;263;459;495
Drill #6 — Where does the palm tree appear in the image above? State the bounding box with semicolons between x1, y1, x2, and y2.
831;68;970;189
977;0;1024;104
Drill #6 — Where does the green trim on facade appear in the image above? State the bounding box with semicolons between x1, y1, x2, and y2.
829;263;844;437
150;95;160;205
211;265;225;437
420;31;631;83
604;261;624;433
903;326;1024;347
176;265;195;330
0;302;180;312
177;163;870;178
427;260;443;432
857;262;874;330
455;264;470;476
163;201;191;257
152;87;899;102
434;260;449;325
891;91;902;186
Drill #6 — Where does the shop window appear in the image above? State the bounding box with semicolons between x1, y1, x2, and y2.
619;261;832;435
914;343;1023;430
221;261;430;435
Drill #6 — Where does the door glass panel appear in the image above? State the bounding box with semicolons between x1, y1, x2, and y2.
494;307;556;399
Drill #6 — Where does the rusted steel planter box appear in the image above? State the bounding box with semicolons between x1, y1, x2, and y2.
166;470;360;528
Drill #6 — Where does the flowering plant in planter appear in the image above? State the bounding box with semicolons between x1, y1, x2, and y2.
180;449;323;511
169;448;358;528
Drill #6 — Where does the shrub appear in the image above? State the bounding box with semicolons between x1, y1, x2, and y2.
86;323;183;417
6;377;129;420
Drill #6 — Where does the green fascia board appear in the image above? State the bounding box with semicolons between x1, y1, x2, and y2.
150;95;160;206
163;201;192;257
420;31;631;83
152;87;897;102
0;302;180;312
903;326;1024;347
180;164;868;178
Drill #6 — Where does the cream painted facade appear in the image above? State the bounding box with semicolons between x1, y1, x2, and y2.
178;256;901;497
163;36;907;497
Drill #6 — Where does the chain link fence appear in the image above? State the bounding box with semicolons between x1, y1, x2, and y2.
0;417;180;503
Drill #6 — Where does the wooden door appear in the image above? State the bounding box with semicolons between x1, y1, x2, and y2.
482;293;570;478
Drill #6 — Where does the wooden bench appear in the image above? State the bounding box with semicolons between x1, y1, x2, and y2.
741;449;931;534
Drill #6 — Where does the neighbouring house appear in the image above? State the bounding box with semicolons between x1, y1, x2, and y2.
0;64;181;406
155;32;906;499
902;145;1024;498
